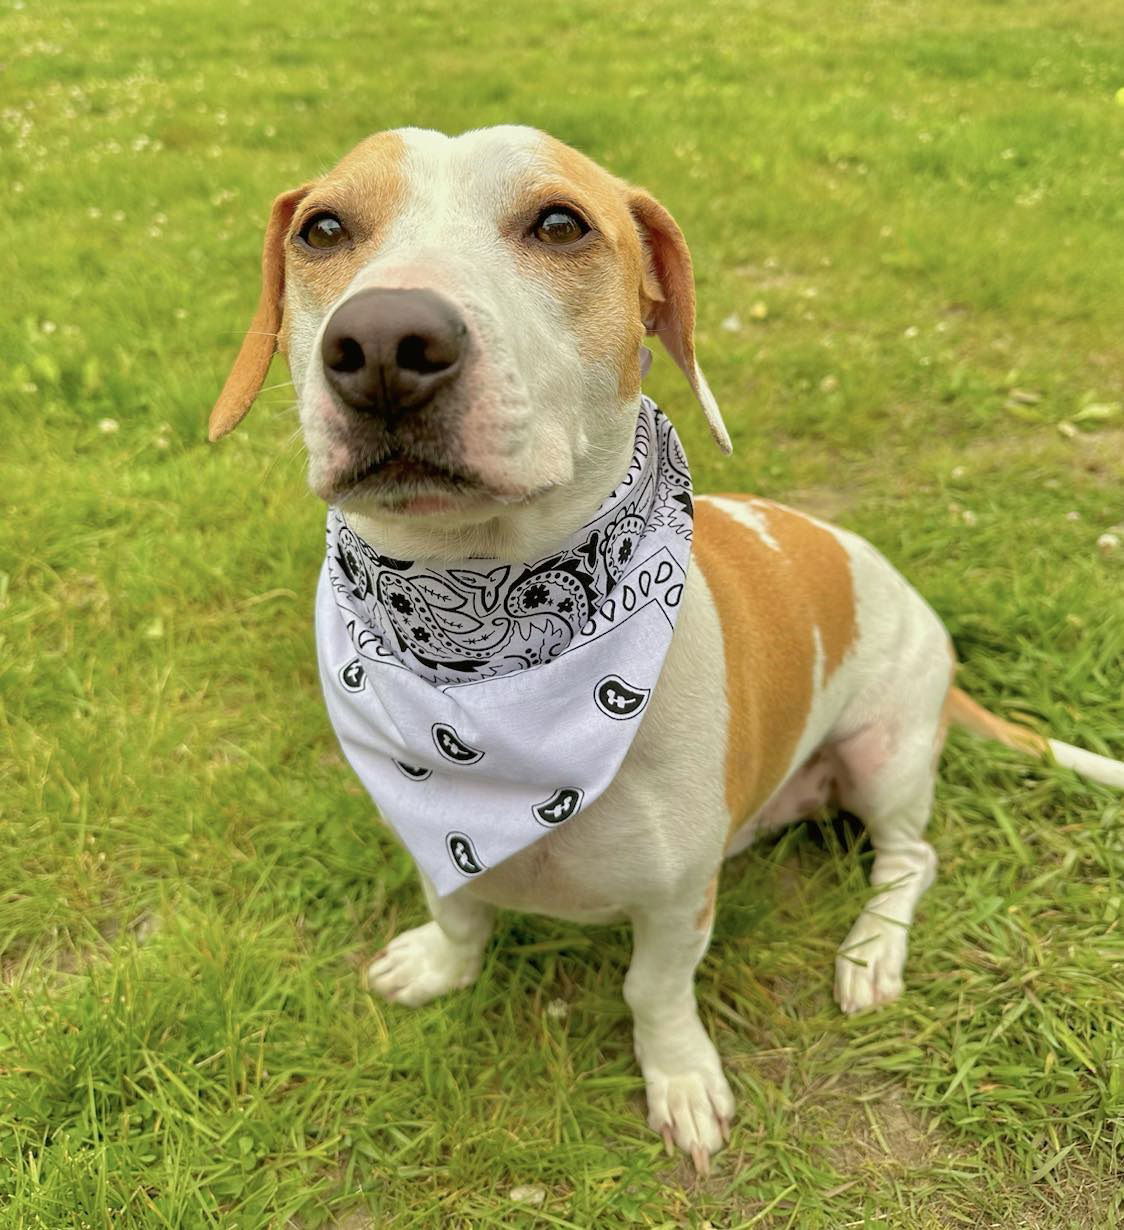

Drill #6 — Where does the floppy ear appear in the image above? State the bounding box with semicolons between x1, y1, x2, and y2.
628;190;732;454
207;183;314;442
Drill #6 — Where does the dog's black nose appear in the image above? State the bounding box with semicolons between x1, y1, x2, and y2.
321;287;468;416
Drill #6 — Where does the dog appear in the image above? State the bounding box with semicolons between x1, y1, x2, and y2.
207;126;1124;1173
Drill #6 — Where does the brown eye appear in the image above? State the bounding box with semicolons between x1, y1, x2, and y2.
299;212;349;250
532;207;589;246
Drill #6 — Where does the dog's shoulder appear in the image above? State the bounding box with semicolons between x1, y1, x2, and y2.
692;493;856;663
691;493;859;822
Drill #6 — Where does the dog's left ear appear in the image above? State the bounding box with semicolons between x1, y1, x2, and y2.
628;190;732;454
208;183;314;442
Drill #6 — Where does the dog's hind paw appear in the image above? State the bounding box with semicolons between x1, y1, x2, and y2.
834;914;909;1014
366;921;483;1008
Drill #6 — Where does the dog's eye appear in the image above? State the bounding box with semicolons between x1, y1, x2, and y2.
299;212;349;251
532;207;589;246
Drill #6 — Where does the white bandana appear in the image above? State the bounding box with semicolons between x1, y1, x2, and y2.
315;396;693;896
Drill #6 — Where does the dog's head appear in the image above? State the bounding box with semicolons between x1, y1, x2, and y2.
210;126;730;556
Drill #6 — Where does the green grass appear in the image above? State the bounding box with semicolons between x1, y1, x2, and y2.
2;0;1123;1224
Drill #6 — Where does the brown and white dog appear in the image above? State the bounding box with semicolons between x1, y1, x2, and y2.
208;126;1123;1172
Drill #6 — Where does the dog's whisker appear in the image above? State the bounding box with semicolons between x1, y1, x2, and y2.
259;414;307;486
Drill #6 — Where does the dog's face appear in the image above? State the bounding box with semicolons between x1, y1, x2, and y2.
210;126;729;555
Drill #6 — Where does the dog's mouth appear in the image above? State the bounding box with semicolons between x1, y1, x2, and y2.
328;450;488;513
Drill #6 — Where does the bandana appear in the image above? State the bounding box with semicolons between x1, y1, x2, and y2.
315;396;693;896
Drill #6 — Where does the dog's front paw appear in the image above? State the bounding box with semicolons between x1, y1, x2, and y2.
834;913;909;1014
366;921;483;1008
636;1032;735;1175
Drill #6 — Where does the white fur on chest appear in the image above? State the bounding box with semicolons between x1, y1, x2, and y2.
458;561;730;921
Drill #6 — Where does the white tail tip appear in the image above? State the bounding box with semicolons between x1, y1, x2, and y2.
1048;739;1124;789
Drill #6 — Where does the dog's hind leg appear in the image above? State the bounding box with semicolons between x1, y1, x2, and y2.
367;874;495;1008
832;757;938;1013
831;668;948;1014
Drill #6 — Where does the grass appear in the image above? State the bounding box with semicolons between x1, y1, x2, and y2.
2;0;1122;1224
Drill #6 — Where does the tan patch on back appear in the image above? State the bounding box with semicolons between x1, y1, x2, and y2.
692;496;857;838
513;136;647;402
280;131;409;340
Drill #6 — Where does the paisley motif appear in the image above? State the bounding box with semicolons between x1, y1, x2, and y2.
602;511;648;582
334;525;372;600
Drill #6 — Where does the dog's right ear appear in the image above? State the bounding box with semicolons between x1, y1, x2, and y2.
207;183;314;442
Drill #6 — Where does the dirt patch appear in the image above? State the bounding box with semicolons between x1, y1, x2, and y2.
288;1212;374;1230
3;911;160;985
956;426;1124;486
330;1215;375;1230
780;485;861;523
732;262;817;291
1071;427;1124;483
818;1081;947;1175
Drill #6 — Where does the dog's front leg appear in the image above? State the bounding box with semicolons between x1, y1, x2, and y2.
367;874;495;1008
625;882;734;1173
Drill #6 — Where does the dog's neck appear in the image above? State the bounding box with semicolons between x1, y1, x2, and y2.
340;410;639;565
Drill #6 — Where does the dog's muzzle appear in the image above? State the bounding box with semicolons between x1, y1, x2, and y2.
320;287;468;420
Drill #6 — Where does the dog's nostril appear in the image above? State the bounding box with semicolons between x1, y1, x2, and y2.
325;335;366;374
396;332;459;375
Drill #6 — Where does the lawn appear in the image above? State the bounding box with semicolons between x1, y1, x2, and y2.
2;0;1122;1225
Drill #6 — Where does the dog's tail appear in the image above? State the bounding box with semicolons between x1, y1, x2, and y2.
946;686;1124;789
